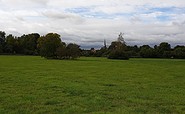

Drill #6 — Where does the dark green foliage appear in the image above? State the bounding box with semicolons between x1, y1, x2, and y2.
81;49;91;57
66;43;80;59
0;32;40;55
95;47;108;57
0;31;80;59
127;45;140;57
56;43;80;59
38;33;61;59
173;46;185;59
56;43;67;59
0;31;6;53
25;33;40;55
5;34;16;53
163;51;172;58
108;41;129;60
108;49;129;60
139;45;157;58
108;41;126;51
17;33;40;55
83;40;184;60
0;31;5;44
0;44;3;54
158;42;171;51
157;42;171;58
37;33;80;59
1;31;185;59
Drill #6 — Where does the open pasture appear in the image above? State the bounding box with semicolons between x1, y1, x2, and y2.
0;56;185;113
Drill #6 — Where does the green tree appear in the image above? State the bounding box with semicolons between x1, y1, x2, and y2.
108;33;128;60
140;45;156;58
66;43;80;59
0;31;6;53
18;33;40;55
109;33;127;51
173;46;185;59
5;34;16;53
126;45;140;57
38;33;61;59
108;49;129;60
108;41;127;51
25;33;40;55
13;38;20;54
56;42;66;59
95;47;108;57
157;42;171;58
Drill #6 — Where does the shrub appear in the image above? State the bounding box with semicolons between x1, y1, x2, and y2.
108;49;129;60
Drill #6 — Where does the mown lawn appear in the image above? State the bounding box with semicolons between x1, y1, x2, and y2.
0;55;185;113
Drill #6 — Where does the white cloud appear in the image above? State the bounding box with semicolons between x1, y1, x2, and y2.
0;0;185;48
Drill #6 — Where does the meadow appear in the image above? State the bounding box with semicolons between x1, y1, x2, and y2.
0;55;185;114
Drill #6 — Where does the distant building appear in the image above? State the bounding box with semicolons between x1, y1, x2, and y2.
90;48;96;53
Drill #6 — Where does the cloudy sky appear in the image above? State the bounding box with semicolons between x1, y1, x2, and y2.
0;0;185;48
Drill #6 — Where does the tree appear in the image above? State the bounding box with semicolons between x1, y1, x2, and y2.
108;33;129;60
139;45;156;58
157;42;171;58
37;33;61;59
95;47;108;57
56;42;66;59
5;34;16;53
126;45;140;57
108;49;129;60
66;43;80;59
25;33;40;55
0;31;6;53
108;41;127;51
18;33;40;55
0;31;6;44
173;46;185;59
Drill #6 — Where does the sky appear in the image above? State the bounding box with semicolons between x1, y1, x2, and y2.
0;0;185;48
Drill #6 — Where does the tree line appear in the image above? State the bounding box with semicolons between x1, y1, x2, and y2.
84;42;185;59
0;31;80;59
82;33;185;59
0;31;185;59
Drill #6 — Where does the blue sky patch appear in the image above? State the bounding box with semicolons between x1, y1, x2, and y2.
66;6;135;19
156;15;171;21
66;7;92;14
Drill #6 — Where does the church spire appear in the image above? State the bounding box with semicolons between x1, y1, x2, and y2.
104;39;107;49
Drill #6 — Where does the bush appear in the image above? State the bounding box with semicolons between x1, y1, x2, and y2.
108;49;129;60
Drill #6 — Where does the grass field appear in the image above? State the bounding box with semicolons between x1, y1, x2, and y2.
0;56;185;114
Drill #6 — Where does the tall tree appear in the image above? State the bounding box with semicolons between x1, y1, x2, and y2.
157;42;171;58
56;42;66;59
18;33;40;55
66;43;80;59
0;31;6;53
37;33;61;58
5;34;16;53
126;45;140;57
173;46;185;59
108;33;129;60
140;45;156;58
109;33;127;51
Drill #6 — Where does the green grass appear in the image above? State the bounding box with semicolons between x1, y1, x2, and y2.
0;56;185;114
